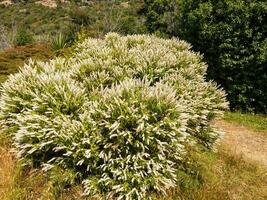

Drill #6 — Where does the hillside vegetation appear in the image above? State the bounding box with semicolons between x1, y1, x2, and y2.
0;0;146;48
0;0;146;80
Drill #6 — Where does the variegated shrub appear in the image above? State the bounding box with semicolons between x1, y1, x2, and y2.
0;33;228;199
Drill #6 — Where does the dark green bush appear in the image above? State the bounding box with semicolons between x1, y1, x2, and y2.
14;28;34;46
69;6;92;26
144;0;267;113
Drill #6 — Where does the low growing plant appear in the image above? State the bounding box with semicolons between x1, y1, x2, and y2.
51;32;69;51
0;33;228;199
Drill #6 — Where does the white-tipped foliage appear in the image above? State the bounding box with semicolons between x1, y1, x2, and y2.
0;33;228;199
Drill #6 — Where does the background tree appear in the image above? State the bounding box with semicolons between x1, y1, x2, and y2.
144;0;267;113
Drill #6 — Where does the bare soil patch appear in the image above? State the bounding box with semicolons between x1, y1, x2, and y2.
215;120;267;167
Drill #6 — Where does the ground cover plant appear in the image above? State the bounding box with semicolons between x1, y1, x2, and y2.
0;33;228;199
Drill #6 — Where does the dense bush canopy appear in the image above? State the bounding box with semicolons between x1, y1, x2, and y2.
144;0;267;113
0;33;227;199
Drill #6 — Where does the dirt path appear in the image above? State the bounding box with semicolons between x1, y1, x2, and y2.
214;120;267;167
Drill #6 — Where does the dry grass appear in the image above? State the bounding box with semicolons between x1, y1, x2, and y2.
0;134;50;200
0;44;54;82
0;135;15;200
0;133;84;200
163;147;267;200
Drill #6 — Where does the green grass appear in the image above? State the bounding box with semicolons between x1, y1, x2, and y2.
224;112;267;132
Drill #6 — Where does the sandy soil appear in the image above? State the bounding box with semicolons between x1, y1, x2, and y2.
35;0;57;8
0;0;12;6
214;120;267;167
